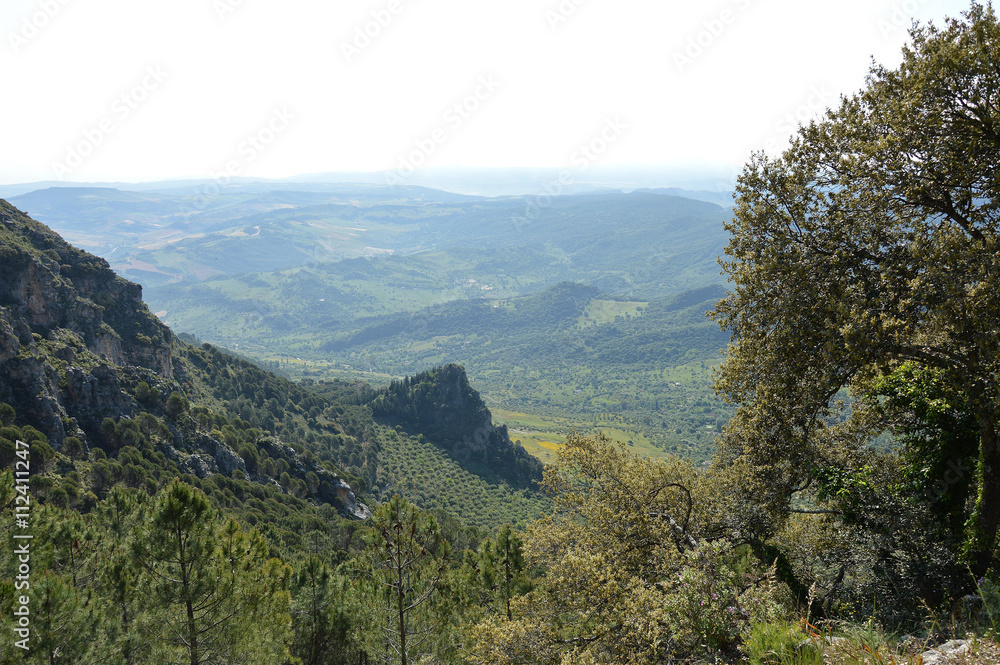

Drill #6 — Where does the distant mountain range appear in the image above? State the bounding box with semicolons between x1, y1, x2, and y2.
7;180;736;463
0;199;548;528
9;184;730;295
0;165;737;200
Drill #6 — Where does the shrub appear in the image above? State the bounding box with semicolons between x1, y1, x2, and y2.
745;621;823;665
62;437;84;460
0;403;16;426
165;391;189;418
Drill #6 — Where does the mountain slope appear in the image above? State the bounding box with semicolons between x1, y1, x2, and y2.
318;281;731;460
5;185;735;465
370;363;544;488
0;199;173;443
0;200;547;529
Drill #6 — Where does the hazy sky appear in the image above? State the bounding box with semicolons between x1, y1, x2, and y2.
1;0;976;185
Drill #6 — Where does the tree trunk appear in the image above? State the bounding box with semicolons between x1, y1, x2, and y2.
188;596;199;665
970;414;1000;577
179;527;199;665
504;551;512;621
397;579;407;665
122;601;131;665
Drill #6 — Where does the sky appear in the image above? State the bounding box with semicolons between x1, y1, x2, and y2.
0;0;978;187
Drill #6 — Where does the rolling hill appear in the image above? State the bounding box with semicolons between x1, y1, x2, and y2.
0;199;548;530
8;183;735;463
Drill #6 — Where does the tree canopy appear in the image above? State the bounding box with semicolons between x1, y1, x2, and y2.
712;2;1000;572
471;435;789;665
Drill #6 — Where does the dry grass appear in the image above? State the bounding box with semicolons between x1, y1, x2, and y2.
815;635;1000;665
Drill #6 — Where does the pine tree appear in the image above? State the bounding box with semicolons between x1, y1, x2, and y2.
359;495;450;665
31;572;100;664
290;555;361;665
132;480;293;665
465;525;526;621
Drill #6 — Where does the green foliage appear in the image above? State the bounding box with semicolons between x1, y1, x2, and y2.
62;436;84;460
370;364;543;488
164;391;189;418
30;572;102;664
28;440;54;473
359;495;451;665
0;473;312;664
873;364;978;525
0;403;15;426
374;421;548;530
472;525;526;621
471;434;792;665
793;364;983;624
175;340;381;491
289;556;363;665
134;380;160;407
712;1;1000;617
972;576;1000;639
133;480;293;664
745;622;824;665
828;621;920;665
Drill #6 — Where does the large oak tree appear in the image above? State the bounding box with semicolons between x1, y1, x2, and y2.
712;3;1000;572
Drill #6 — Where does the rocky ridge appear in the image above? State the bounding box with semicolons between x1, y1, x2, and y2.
370;362;544;488
0;200;370;519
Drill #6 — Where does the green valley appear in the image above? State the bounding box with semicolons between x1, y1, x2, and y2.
11;185;735;463
5;6;1000;664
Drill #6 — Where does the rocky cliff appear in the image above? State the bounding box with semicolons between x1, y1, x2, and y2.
0;200;371;519
0;200;172;446
370;363;544;487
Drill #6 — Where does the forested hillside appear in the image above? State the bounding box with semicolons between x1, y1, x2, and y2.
370;364;544;488
0;199;557;662
317;281;730;459
0;199;547;526
7;183;735;465
4;5;1000;663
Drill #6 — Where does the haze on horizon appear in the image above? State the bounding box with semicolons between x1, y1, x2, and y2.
2;0;974;188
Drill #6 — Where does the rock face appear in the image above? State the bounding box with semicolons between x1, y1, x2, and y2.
370;363;544;487
0;200;171;447
63;365;135;425
412;363;495;460
0;201;171;376
334;479;372;520
254;437;371;519
0;200;370;519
